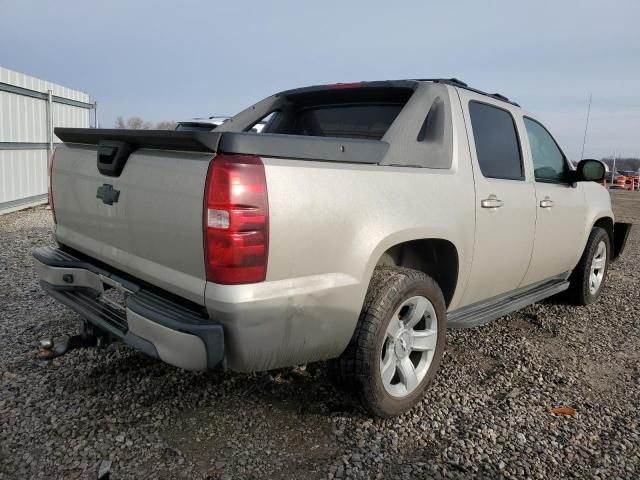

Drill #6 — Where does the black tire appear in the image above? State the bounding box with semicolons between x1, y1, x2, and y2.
568;227;611;305
333;266;447;417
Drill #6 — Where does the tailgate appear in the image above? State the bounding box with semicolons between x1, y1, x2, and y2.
51;136;215;305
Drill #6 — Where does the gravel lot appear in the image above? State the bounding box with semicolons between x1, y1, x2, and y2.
1;191;638;479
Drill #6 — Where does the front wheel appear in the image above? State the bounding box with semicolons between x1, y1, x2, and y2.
568;227;610;305
334;267;447;417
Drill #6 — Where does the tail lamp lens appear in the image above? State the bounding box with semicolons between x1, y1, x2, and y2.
203;155;268;284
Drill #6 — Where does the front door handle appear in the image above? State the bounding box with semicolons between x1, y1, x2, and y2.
481;194;504;209
539;196;555;208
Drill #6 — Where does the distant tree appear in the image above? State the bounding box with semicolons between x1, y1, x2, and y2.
601;157;640;172
127;117;154;130
114;117;177;130
155;121;178;130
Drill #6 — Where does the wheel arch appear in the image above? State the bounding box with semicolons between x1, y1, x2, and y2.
372;238;459;307
592;216;614;246
579;182;615;260
573;208;615;270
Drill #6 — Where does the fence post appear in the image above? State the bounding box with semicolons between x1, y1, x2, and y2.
46;89;53;158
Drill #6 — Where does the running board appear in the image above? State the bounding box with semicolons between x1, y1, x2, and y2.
447;277;570;329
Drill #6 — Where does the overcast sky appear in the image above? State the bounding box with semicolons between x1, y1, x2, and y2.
2;0;639;159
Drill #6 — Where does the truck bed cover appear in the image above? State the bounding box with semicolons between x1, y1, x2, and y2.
55;128;387;164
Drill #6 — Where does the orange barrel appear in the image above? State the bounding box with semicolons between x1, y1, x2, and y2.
617;176;627;188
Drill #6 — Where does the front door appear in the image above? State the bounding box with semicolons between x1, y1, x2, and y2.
458;92;537;306
520;117;587;285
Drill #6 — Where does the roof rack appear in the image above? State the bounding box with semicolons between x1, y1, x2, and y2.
417;78;520;107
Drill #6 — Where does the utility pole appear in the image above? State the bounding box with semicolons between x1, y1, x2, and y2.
612;148;617;185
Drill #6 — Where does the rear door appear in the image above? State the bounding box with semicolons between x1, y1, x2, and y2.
457;91;537;305
519;117;586;285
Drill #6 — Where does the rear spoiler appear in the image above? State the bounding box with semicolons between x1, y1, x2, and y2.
54;128;387;165
55;128;222;152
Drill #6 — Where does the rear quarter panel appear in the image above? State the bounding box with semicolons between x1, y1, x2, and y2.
207;113;476;371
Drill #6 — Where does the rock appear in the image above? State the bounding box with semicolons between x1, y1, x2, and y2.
2;192;640;480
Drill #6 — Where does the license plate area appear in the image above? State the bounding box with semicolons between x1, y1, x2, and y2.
99;286;128;312
95;275;133;312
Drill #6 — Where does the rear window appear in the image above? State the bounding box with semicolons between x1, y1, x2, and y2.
282;105;402;140
262;86;413;140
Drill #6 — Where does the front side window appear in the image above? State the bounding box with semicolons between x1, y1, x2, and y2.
469;102;523;180
523;118;567;182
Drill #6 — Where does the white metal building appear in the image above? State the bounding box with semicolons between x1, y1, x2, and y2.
0;67;93;214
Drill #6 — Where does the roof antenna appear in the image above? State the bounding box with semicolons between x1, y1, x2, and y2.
579;94;592;160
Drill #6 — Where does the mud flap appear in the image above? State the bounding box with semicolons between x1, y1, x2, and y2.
612;222;632;261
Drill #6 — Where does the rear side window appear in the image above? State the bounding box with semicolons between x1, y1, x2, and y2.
469;101;523;180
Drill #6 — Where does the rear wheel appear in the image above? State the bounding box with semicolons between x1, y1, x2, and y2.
568;227;610;305
333;267;447;417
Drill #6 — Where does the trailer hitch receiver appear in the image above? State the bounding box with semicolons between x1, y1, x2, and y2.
38;321;109;360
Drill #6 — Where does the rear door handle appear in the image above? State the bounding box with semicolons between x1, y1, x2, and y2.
481;195;504;209
539;197;555;208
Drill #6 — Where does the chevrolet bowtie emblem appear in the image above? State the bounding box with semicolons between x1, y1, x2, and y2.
96;184;120;205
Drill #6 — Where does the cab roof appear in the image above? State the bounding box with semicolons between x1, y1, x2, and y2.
278;78;519;108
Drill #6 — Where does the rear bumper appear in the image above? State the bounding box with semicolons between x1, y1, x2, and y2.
33;246;224;371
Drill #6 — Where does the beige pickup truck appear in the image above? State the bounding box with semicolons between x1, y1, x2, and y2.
34;79;630;416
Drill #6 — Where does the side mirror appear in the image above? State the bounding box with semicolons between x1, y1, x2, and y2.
574;159;606;182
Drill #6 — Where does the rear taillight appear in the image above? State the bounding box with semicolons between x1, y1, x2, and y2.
203;154;269;284
48;147;57;224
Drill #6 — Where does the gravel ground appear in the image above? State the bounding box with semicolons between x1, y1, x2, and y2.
1;191;638;480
